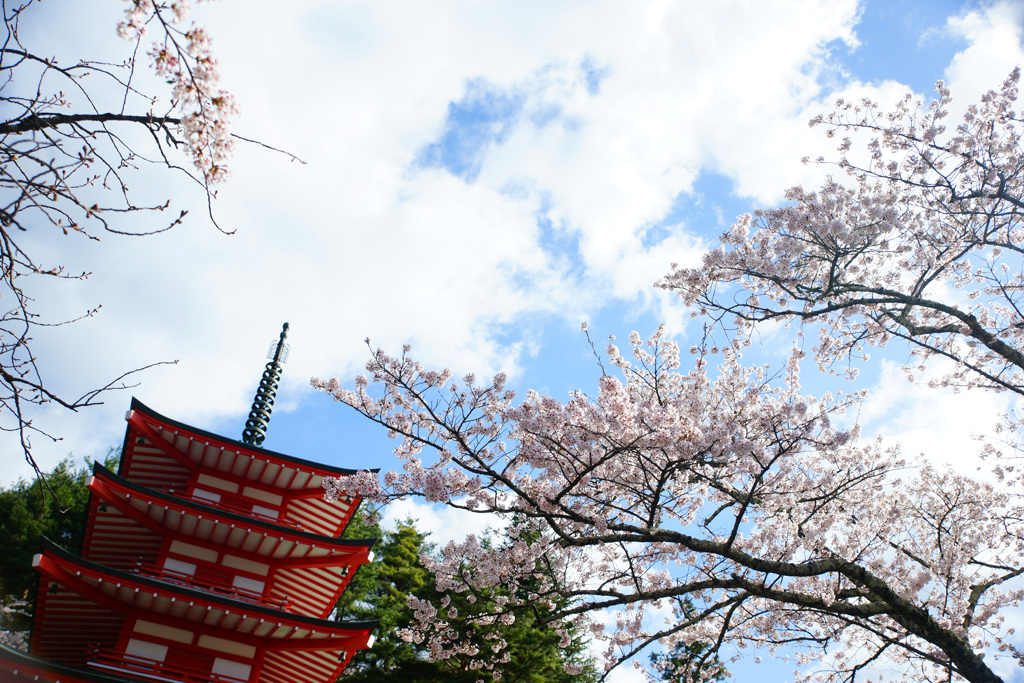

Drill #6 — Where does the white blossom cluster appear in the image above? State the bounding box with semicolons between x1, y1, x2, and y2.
661;70;1024;407
117;0;236;183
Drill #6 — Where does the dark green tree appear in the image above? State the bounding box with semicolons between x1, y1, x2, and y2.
335;509;385;623
337;515;597;682
0;451;117;600
650;639;726;683
337;515;436;678
0;450;117;645
645;597;725;683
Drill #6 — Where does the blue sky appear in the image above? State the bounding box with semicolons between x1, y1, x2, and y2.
9;0;1024;679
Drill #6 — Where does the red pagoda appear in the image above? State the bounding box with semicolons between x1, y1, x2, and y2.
0;324;377;683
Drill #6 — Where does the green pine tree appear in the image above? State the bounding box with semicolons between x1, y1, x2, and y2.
0;451;118;601
337;514;597;682
650;639;727;683
648;599;726;683
338;516;439;679
0;450;118;641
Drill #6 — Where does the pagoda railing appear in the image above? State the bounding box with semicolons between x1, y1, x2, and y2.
130;562;292;611
87;648;248;683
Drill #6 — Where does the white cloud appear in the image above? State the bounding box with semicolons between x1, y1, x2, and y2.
943;0;1024;110
5;0;1024;486
380;497;504;548
857;360;1014;476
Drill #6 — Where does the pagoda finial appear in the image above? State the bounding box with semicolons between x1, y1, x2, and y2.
242;322;290;447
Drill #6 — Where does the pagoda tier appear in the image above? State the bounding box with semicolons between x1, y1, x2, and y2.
84;464;373;618
32;542;375;683
118;399;370;539
10;398;380;683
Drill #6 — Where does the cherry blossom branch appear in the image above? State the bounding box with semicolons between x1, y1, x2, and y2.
0;112;181;135
0;0;270;487
659;70;1024;402
313;328;1022;682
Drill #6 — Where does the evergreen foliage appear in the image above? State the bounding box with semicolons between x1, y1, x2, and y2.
337;514;597;682
0;451;117;600
0;450;116;642
648;599;726;683
650;638;726;683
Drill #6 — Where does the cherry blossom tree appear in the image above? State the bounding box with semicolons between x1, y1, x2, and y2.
313;72;1024;683
0;0;247;479
659;70;1024;399
313;332;1022;683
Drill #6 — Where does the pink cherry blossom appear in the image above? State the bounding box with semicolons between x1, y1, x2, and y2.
118;0;235;183
313;325;1023;682
660;70;1024;406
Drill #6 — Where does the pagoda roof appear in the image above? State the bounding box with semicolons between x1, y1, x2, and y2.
34;539;376;639
119;399;377;537
85;465;375;617
32;541;376;683
88;463;375;558
123;399;370;479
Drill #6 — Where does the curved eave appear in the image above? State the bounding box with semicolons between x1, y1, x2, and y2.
124;398;377;479
120;400;373;537
90;464;376;562
35;540;377;646
0;644;140;683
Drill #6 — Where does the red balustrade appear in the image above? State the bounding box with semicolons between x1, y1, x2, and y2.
87;649;247;683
